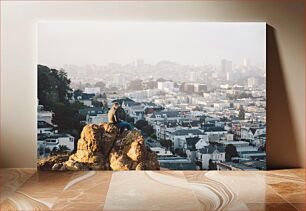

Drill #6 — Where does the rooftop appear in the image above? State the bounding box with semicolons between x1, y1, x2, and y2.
158;157;197;170
171;129;205;136
79;107;106;115
112;97;135;105
186;137;201;151
38;133;73;141
217;162;258;170
37;120;54;129
198;145;226;154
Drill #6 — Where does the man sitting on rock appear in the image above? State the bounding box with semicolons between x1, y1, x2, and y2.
108;102;133;133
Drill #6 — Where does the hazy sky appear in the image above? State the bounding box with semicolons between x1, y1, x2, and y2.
38;22;266;67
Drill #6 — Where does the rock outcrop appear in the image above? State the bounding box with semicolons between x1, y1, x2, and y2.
109;131;160;170
37;123;160;171
37;154;70;171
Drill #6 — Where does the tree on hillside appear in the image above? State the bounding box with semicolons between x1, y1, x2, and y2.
116;107;127;121
174;148;186;157
52;101;86;133
44;148;51;154
58;69;72;102
135;120;148;129
238;105;245;120
38;65;87;137
38;65;72;110
95;81;106;90
142;125;154;136
73;89;83;99
209;159;217;170
258;144;266;152
126;116;135;124
102;93;107;99
225;144;239;162
92;100;103;108
220;116;230;122
160;139;172;149
134;120;154;136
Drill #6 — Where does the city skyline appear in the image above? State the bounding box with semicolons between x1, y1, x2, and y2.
43;57;265;71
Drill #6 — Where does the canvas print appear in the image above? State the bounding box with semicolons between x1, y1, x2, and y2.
37;22;266;171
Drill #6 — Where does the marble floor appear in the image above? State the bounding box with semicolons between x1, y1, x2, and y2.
0;169;304;211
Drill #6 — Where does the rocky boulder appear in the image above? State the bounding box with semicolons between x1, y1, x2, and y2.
109;131;160;170
37;154;70;170
37;123;160;171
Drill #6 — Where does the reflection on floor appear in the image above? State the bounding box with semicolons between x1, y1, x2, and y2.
0;169;304;210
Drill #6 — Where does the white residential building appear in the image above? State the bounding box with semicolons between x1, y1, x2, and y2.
150;147;173;157
37;120;54;135
38;134;75;153
86;114;108;124
38;110;54;126
195;137;209;149
196;146;226;170
125;104;145;122
220;141;259;153
84;87;101;95
168;129;206;149
157;81;174;92
241;127;266;140
82;99;93;107
248;77;259;88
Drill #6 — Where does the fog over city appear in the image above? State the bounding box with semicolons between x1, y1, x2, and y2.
38;22;266;67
